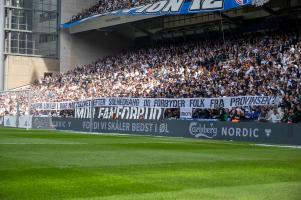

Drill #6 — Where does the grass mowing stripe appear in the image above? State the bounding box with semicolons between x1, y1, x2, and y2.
0;128;300;200
68;182;301;200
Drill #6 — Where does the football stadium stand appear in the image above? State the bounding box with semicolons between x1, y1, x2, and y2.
1;0;301;124
1;30;301;123
68;0;159;23
1;2;301;199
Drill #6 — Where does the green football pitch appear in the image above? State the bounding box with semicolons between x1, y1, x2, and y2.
0;128;301;200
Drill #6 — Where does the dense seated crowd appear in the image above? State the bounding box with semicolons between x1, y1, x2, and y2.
0;90;29;119
0;30;301;123
68;0;157;23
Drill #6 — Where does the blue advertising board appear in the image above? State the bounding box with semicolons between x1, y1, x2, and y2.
32;117;301;146
63;0;254;28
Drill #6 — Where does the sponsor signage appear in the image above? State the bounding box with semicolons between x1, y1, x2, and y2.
189;122;262;139
49;118;170;135
30;118;301;146
187;122;282;143
31;96;278;111
189;122;218;138
4;116;17;128
63;0;262;28
32;117;55;130
180;107;193;119
18;115;32;129
3;115;32;128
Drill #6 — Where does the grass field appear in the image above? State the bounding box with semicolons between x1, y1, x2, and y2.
0;128;301;200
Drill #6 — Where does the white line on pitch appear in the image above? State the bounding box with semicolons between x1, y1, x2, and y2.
253;144;301;149
0;143;87;145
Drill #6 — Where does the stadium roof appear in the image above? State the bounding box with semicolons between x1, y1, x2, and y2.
63;0;301;39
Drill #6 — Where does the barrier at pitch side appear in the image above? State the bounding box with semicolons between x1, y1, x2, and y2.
0;116;4;127
31;117;301;145
3;115;32;128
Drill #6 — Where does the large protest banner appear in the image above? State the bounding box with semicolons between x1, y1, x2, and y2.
75;106;165;120
31;96;278;111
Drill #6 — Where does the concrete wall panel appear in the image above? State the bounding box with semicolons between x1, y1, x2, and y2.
59;0;132;73
4;55;59;89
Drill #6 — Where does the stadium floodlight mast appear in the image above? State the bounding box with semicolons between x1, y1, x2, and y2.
252;0;270;7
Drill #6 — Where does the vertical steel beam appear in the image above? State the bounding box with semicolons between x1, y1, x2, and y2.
0;0;5;90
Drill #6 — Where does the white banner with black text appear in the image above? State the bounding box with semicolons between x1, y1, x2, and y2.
31;96;279;111
75;106;165;120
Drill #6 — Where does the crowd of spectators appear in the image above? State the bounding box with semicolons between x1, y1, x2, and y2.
68;0;157;23
0;90;29;118
0;30;301;123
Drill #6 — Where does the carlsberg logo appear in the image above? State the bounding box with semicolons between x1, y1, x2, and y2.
189;122;218;139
